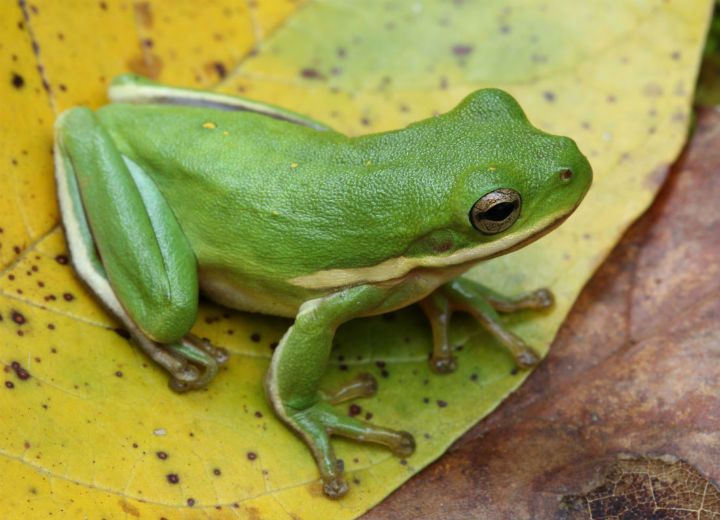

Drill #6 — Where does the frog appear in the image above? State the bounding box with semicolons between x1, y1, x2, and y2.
54;74;592;499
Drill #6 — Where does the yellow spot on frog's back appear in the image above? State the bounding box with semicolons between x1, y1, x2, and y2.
488;167;496;171
366;161;371;166
272;211;279;216
223;131;229;135
290;162;298;168
202;122;217;129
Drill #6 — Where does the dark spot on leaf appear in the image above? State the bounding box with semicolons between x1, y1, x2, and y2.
142;38;153;48
187;498;195;507
543;91;556;102
11;311;25;325
510;367;519;375
247;451;257;460
437;400;448;407
336;47;346;58
5;381;14;389
376;360;386;368
365;412;373;420
156;451;168;460
213;468;221;476
99;1;107;10
380;369;389;378
671;50;681;60
360;117;371;126
400;459;407;465
250;332;261;342
470;373;478;381
349;404;361;417
607;95;617;103
213;62;226;79
269;341;278;350
452;44;473;56
63;292;74;301
11;361;30;380
500;25;511;34
254;411;262;418
115;371;123;377
55;254;68;265
59;84;67;91
11;73;24;89
300;68;325;80
166;473;179;484
423;397;429;404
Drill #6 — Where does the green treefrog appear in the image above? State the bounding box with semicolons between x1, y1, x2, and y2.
54;74;592;499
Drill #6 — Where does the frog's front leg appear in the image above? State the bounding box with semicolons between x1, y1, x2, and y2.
54;107;228;391
420;277;554;373
265;285;415;499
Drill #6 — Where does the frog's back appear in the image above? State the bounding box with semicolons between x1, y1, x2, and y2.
95;104;453;306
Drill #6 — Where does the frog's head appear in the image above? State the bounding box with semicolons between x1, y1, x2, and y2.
436;89;593;263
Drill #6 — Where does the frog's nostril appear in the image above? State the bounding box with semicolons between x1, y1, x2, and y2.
559;169;573;181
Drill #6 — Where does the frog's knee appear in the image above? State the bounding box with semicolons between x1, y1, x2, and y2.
132;288;198;344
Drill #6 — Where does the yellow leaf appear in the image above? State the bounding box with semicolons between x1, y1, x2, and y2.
0;1;712;519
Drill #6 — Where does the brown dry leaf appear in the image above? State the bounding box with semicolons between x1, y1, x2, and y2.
361;106;720;519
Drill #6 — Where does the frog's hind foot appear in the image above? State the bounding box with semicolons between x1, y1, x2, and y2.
164;334;229;392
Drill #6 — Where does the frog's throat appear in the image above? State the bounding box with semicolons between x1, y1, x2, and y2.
288;210;573;290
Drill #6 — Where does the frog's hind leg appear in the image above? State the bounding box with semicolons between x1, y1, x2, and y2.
420;277;554;373
265;286;415;499
54;107;227;391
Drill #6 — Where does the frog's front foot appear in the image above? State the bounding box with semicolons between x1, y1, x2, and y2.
281;399;415;499
421;278;553;373
164;334;229;392
272;377;415;499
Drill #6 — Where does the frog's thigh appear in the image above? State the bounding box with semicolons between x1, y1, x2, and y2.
55;107;198;344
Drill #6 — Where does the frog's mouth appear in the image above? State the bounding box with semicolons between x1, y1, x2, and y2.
288;204;581;291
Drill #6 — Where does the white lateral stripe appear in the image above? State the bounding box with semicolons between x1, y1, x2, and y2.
109;83;329;131
287;212;565;290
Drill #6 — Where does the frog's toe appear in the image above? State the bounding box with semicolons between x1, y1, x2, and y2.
165;335;224;391
531;288;555;309
167;364;202;393
391;431;416;457
430;354;458;374
323;476;349;499
323;372;378;404
515;346;540;368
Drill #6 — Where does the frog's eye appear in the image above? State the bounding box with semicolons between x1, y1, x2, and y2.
469;188;522;234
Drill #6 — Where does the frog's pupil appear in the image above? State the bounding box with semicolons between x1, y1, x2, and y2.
484;201;517;221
